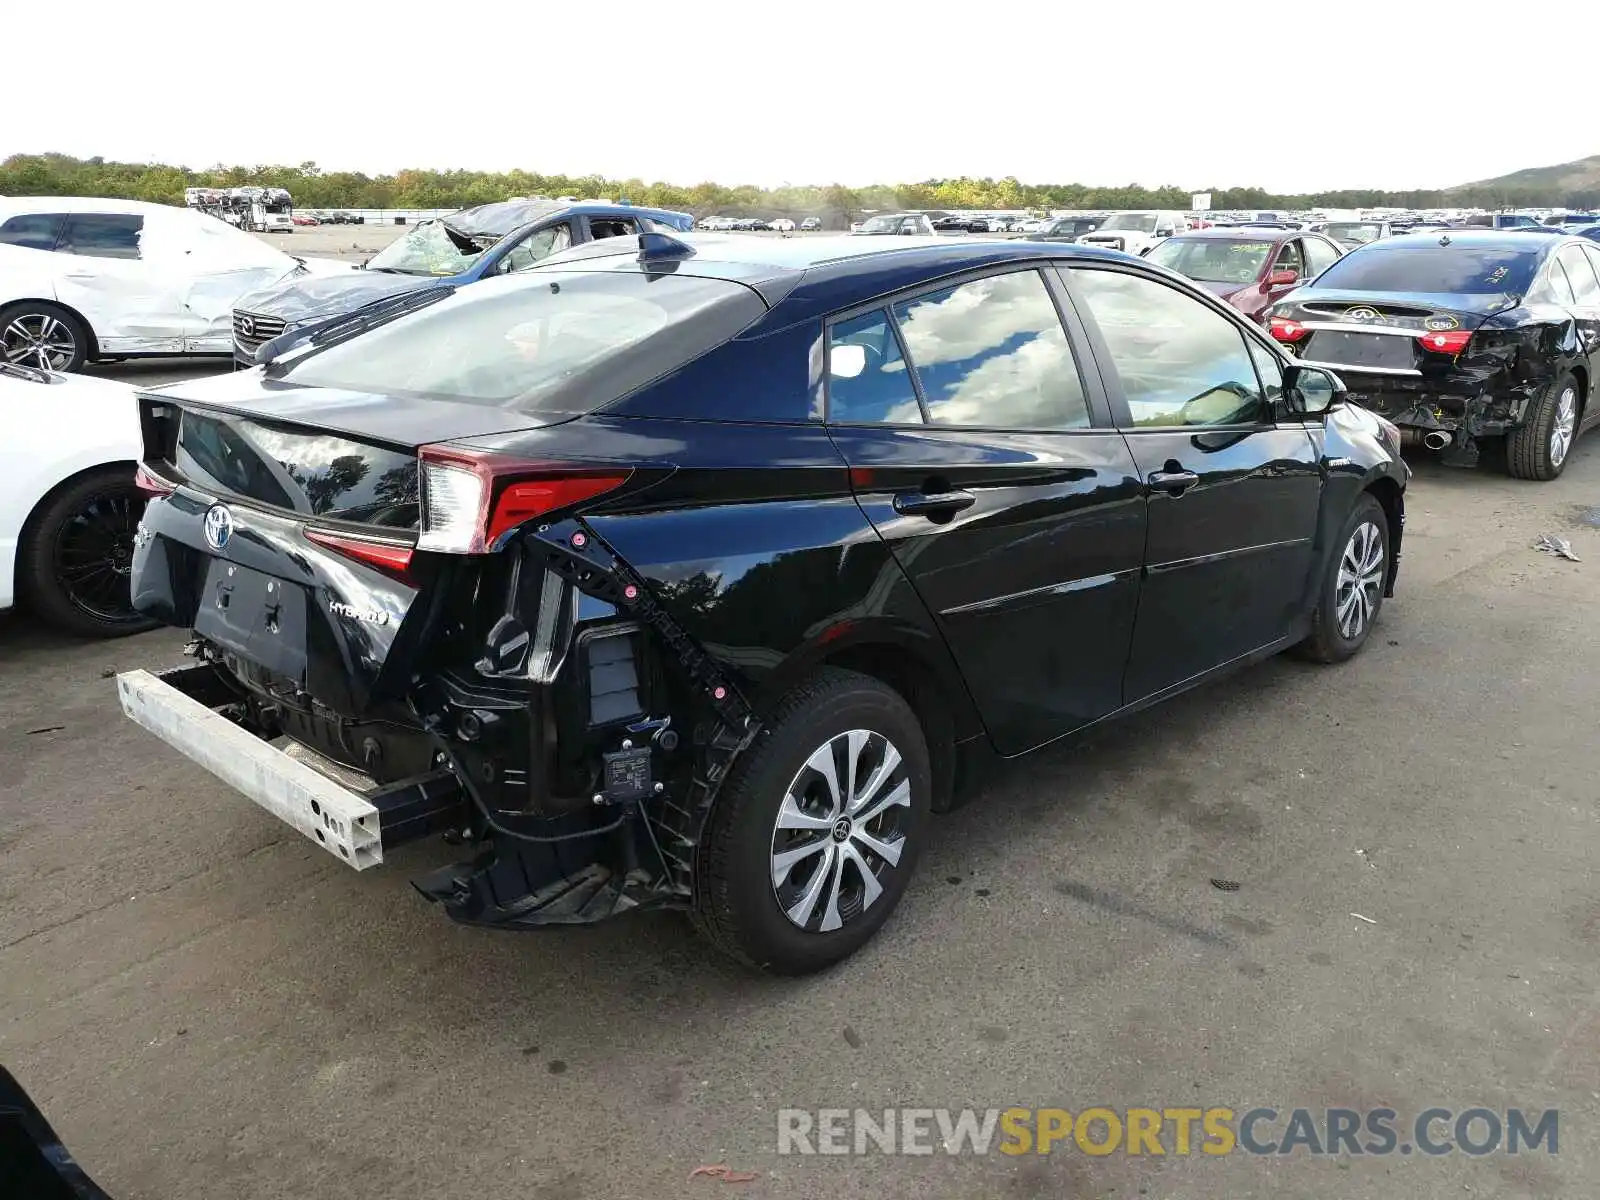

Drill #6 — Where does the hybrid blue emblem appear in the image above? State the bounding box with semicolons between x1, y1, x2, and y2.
203;504;234;552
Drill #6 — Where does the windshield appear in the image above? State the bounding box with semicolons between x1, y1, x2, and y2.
280;271;764;415
1100;213;1158;233
1326;222;1384;245
365;220;490;276
1146;238;1274;285
1313;246;1540;296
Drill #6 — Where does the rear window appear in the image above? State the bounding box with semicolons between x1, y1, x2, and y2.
175;411;420;527
280;270;764;415
1311;245;1540;296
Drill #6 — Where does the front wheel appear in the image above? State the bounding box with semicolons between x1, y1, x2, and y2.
691;669;930;974
1295;493;1388;664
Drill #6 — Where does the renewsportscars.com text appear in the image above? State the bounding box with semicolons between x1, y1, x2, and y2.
776;1106;1559;1157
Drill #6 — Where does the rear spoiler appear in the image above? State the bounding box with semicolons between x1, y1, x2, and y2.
0;1065;113;1199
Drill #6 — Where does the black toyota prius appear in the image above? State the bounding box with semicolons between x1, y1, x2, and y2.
117;233;1406;974
1267;231;1600;479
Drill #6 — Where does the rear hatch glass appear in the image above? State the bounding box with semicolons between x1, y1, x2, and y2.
173;409;421;528
274;269;765;419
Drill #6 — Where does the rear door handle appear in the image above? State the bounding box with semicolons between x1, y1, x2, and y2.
893;489;976;518
1147;469;1200;495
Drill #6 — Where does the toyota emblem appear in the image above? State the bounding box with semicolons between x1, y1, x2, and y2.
203;504;234;552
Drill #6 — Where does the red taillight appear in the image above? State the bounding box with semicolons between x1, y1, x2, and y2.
303;528;414;576
417;444;631;554
1418;329;1472;354
133;463;177;497
1269;317;1310;344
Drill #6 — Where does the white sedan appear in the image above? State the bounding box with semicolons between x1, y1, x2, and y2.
0;196;354;371
0;363;156;637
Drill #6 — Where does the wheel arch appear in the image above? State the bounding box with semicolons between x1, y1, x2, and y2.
760;620;984;813
18;458;139;555
1362;471;1404;596
0;297;101;361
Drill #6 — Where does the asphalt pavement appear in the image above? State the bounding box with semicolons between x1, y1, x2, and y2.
3;351;1598;1199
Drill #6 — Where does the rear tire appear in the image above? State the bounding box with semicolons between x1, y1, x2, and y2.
20;467;157;638
1506;372;1579;481
691;669;930;974
1295;493;1388;664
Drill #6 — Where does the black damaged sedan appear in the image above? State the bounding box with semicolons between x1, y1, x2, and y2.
117;233;1406;974
1268;231;1600;479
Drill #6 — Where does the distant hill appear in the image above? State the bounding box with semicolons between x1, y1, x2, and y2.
1453;154;1600;194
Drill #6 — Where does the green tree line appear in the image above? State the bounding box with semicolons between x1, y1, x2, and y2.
3;153;1597;219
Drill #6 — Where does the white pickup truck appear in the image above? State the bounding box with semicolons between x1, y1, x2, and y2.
1076;211;1187;256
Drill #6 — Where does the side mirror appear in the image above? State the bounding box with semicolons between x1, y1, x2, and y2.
1284;364;1344;416
1267;269;1299;287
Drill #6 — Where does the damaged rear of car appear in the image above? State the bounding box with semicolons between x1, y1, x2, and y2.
123;247;920;974
1267;231;1600;479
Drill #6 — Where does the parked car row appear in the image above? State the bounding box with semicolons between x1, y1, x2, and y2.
228;200;695;365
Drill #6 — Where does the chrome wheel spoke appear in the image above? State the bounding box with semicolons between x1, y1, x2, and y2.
772;836;829;887
776;793;833;833
847;740;901;817
852;777;910;827
785;843;838;928
840;843;883;912
802;741;843;816
851;826;904;868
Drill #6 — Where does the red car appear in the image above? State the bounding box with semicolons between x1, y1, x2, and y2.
1143;226;1345;324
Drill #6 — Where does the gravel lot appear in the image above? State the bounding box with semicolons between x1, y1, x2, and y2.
4;234;1598;1199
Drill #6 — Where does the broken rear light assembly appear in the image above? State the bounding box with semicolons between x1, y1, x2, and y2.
133;462;177;497
303;527;415;576
1269;317;1310;344
1417;329;1472;355
417;445;630;555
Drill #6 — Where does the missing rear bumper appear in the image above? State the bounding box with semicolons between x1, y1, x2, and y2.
117;665;465;869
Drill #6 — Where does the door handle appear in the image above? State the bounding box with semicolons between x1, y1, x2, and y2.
1147;469;1200;495
893;489;976;518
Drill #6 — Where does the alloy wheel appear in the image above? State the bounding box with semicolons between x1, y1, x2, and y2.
2;312;78;370
53;488;143;623
1550;386;1577;468
770;729;912;933
1335;520;1385;641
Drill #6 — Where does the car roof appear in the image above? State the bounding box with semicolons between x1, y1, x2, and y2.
1167;226;1300;243
526;232;1135;313
0;195;191;217
439;199;685;239
1360;230;1571;251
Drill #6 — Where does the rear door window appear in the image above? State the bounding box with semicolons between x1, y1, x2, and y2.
890;269;1091;429
826;309;923;424
57;213;144;260
1556;244;1600;304
0;213;66;250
